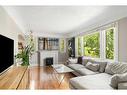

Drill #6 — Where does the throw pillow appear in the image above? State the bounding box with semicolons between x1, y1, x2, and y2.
82;58;95;66
94;61;107;73
68;58;77;64
105;62;127;75
105;62;119;75
110;73;127;89
77;56;83;64
85;62;100;72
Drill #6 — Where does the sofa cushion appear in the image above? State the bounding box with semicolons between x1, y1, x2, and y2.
94;60;107;73
76;68;99;76
110;73;127;89
105;62;127;75
70;73;113;89
118;82;127;89
83;58;107;72
85;62;100;72
68;64;85;71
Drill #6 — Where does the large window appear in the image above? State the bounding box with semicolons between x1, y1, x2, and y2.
83;32;100;58
106;28;114;59
75;24;117;61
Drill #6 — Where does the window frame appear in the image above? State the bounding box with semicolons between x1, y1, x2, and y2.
104;26;118;62
75;23;118;62
75;36;83;57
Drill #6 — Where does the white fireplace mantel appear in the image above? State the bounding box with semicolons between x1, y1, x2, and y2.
39;50;58;66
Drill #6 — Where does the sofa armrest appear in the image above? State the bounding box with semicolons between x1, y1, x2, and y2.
118;82;127;89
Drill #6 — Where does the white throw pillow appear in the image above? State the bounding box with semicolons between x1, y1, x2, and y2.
68;58;77;64
85;62;100;72
110;73;127;89
105;62;127;75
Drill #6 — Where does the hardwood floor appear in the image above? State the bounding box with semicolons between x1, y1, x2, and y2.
0;66;76;90
26;66;76;89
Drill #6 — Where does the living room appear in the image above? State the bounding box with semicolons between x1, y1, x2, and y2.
1;1;127;93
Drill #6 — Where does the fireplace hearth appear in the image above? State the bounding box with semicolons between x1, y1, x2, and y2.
45;57;53;66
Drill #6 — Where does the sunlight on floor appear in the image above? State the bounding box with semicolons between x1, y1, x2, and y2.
30;80;35;90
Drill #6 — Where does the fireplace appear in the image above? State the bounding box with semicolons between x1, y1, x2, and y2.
45;57;53;66
39;51;58;66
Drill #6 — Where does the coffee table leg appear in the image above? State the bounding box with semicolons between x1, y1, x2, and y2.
52;68;60;84
58;73;66;87
52;71;65;87
52;67;66;86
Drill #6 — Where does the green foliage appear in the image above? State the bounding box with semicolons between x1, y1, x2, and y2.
78;37;82;56
60;39;64;52
106;29;114;59
16;45;33;66
84;32;100;57
16;33;35;66
76;28;114;59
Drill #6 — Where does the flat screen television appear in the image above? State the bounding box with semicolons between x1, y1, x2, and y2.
0;34;14;73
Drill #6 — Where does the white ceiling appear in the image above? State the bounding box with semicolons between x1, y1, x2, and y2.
3;6;127;37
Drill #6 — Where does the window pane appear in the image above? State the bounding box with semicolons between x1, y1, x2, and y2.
83;32;100;57
78;37;82;56
106;28;114;59
60;39;64;52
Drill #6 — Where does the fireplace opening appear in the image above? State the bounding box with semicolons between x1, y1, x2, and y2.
45;57;53;66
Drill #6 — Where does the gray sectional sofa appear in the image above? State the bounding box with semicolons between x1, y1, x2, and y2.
67;58;127;89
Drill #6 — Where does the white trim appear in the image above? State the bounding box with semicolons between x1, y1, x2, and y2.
104;25;118;61
75;36;83;57
81;36;84;56
75;37;78;57
83;31;99;37
100;30;104;59
114;22;119;61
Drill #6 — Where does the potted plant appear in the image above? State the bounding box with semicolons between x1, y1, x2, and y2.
15;45;34;66
16;31;35;66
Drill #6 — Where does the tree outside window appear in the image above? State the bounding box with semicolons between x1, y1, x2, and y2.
75;26;115;60
106;28;114;59
78;37;82;56
83;32;100;58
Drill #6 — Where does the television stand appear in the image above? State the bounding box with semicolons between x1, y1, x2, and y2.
0;66;28;89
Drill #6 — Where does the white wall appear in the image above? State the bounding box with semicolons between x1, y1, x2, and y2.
118;17;127;62
0;7;22;55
